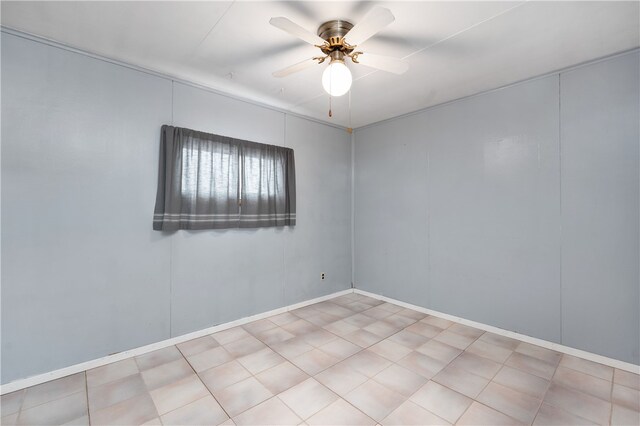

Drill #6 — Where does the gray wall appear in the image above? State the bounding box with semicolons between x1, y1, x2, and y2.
2;31;638;386
1;33;352;384
560;54;640;364
354;51;639;364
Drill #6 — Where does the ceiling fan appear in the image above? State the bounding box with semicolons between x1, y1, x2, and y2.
270;7;409;97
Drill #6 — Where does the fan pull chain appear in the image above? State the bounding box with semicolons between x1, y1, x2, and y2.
348;89;352;130
328;70;333;117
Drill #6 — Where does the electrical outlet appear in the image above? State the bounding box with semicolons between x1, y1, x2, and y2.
321;273;325;280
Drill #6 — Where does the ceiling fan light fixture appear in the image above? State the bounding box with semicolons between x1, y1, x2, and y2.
271;8;407;104
322;59;352;97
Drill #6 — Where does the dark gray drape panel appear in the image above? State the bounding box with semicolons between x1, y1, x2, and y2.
240;140;296;228
153;125;296;230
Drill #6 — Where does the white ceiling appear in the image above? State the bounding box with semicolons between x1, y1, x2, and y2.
2;1;639;128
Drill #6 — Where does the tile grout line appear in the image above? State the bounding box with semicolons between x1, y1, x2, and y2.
239;314;323;422
448;334;559;424
178;312;334;422
309;301;535;424
345;295;622;424
429;328;496;424
270;395;305;423
12;390;25;424
277;301;411;422
457;400;521;425
173;343;235;422
10;375;96;423
223;308;364;422
530;377;552;425
7;294;634;425
245;299;406;421
608;370;614;424
353;289;640;373
269;380;334;423
529;365;556;426
84;371;91;426
0;289;354;395
294;301;463;422
227;321;305;420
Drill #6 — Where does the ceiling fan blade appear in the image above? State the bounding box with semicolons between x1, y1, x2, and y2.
355;53;409;75
273;57;318;78
270;17;326;46
344;7;395;46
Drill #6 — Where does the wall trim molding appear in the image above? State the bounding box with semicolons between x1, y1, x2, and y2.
0;26;348;133
354;289;640;374
355;47;640;133
0;289;353;395
4;26;637;134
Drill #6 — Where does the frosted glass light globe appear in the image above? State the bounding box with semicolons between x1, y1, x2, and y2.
322;61;352;97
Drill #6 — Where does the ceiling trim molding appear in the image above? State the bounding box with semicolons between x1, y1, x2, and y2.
354;46;640;133
0;25;349;132
3;26;637;133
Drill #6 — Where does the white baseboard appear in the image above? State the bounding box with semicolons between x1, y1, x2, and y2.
354;289;640;374
3;287;638;395
0;289;353;395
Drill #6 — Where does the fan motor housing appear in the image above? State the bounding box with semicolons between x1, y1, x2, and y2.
317;20;356;56
317;20;353;41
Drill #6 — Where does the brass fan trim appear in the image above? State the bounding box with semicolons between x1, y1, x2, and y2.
316;20;356;56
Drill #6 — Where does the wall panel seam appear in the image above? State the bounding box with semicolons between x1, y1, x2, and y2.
426;147;431;307
169;80;175;338
0;27;348;132
558;73;563;345
283;113;287;304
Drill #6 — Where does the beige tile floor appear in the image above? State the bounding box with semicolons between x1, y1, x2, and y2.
2;293;639;425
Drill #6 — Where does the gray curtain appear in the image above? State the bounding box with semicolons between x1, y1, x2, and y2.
153;125;295;230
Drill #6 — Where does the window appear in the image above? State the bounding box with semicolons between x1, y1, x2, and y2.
153;125;295;230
